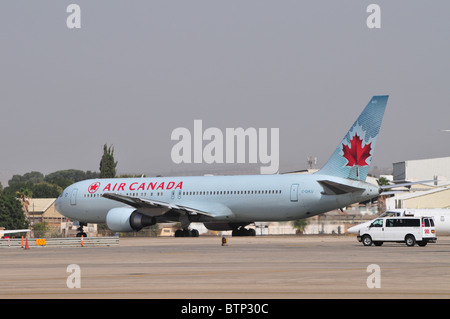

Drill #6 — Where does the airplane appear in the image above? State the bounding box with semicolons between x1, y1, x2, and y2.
347;208;450;236
55;95;389;237
0;229;30;238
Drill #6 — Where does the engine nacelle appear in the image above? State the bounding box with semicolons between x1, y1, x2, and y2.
106;207;156;232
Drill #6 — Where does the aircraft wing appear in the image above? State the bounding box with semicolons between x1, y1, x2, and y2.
379;180;435;190
102;193;232;219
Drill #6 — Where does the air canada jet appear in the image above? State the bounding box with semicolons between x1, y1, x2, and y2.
56;95;389;237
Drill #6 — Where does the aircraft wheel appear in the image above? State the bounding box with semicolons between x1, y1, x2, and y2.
191;229;199;237
174;229;199;237
232;228;256;237
175;229;183;237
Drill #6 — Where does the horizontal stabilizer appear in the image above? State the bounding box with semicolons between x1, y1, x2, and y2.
318;180;366;195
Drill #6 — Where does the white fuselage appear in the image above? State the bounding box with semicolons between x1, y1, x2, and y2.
55;173;380;225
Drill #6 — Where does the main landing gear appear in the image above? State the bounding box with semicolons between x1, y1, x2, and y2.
76;222;87;237
232;226;256;237
174;228;200;237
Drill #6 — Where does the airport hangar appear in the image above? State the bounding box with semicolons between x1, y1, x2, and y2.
386;156;450;210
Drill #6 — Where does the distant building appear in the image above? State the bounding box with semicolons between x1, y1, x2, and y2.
386;186;450;210
393;156;450;182
386;156;450;210
27;198;97;237
27;198;63;228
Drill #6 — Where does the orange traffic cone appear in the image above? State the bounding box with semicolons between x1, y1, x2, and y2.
24;238;30;250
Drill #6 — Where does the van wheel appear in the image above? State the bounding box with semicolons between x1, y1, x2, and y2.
374;241;383;246
405;235;416;247
417;241;427;247
362;235;373;246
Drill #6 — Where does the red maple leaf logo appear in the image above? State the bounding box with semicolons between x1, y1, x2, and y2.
88;182;101;193
342;134;372;176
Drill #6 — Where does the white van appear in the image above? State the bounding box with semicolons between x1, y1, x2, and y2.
357;216;436;247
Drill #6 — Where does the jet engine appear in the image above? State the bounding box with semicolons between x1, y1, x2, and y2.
106;207;156;232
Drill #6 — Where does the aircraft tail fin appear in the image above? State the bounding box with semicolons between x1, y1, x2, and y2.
316;95;389;181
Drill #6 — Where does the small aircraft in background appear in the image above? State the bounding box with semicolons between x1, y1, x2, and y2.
0;228;30;238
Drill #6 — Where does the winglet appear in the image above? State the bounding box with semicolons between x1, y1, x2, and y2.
317;95;388;181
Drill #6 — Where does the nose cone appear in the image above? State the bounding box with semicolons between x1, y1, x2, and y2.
347;224;361;234
55;195;63;214
55;185;72;216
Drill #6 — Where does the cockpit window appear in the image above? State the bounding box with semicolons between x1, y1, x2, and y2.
379;211;396;217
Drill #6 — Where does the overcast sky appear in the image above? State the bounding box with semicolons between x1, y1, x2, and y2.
1;1;449;186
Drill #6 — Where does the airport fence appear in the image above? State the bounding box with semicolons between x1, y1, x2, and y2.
0;236;119;248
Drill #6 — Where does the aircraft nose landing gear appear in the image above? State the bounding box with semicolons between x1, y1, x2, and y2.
76;222;87;237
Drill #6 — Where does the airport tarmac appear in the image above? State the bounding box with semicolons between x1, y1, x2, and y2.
1;235;450;299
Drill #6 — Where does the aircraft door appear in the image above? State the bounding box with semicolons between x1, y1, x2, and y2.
290;184;299;202
70;188;78;205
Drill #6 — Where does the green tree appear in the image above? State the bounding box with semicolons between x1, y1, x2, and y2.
99;144;118;178
33;221;49;238
377;177;391;191
8;171;44;188
292;218;309;235
31;183;62;198
45;169;100;189
0;193;28;230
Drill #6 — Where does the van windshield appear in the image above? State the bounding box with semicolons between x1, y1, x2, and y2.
370;219;383;227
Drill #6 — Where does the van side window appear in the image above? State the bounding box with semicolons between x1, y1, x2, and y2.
386;218;420;227
404;219;420;227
